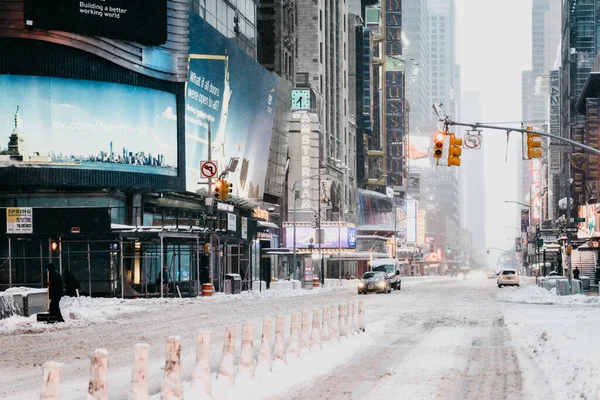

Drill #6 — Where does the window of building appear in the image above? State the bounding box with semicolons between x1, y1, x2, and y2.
320;10;323;31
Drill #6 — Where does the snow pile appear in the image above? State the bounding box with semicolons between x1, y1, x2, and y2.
498;284;600;305
0;293;20;319
505;307;600;399
148;319;388;400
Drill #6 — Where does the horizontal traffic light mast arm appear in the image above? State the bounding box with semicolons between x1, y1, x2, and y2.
443;119;600;156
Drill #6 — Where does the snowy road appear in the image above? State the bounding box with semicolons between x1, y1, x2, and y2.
274;276;524;400
3;276;600;399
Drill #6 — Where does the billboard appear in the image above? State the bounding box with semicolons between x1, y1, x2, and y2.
24;0;167;45
284;225;358;249
0;75;178;176
578;204;600;239
186;14;277;198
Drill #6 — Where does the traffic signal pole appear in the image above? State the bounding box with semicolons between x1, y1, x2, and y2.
443;119;600;156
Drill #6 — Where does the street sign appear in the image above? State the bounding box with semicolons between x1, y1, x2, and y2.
463;133;482;149
562;227;578;233
574;217;585;223
200;161;218;178
536;238;544;247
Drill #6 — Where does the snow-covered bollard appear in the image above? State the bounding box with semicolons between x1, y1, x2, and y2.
339;303;348;337
237;322;255;379
217;328;236;385
321;307;330;343
88;348;109;400
310;308;321;350
358;300;365;332
272;315;286;364
300;310;311;354
191;331;211;395
286;312;301;358
256;318;273;375
346;303;355;337
330;304;340;342
40;361;63;400
129;343;150;400
161;336;182;400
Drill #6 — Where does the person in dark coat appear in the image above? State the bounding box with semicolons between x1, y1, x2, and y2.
161;266;171;297
573;266;581;280
63;269;81;297
45;263;64;322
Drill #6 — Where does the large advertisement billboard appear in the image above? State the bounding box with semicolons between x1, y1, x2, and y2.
284;225;358;249
186;14;277;198
24;0;167;45
0;75;178;176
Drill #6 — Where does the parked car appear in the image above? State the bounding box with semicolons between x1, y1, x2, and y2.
358;271;391;294
497;269;520;288
371;258;402;290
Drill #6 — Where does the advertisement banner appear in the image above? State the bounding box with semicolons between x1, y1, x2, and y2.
417;210;426;244
520;209;530;233
241;217;248;240
24;0;167;45
0;75;178;176
405;199;417;243
227;213;237;232
186;14;277;198
6;207;33;234
578;204;600;239
284;225;357;249
530;159;542;222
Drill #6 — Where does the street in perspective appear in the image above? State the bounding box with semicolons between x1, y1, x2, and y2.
2;0;600;399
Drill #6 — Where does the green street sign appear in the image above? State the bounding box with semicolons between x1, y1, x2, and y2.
536;238;544;247
575;217;585;223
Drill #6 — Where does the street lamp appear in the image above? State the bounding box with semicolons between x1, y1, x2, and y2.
503;200;531;208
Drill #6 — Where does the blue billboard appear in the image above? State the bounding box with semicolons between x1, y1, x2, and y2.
186;13;277;198
0;75;178;176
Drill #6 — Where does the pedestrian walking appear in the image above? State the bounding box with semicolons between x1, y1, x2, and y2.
161;265;171;297
63;268;81;297
573;266;581;280
45;263;64;323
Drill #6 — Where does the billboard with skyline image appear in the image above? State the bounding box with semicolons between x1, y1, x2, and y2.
185;13;277;198
0;74;178;176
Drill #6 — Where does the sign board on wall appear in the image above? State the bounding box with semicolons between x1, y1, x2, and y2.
405;199;417;243
6;207;33;234
530;159;542;222
417;210;425;244
241;217;248;240
227;213;237;232
383;0;404;187
24;0;168;45
284;225;358;249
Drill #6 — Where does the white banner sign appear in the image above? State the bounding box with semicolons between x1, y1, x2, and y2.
227;213;237;232
241;217;248;239
6;207;33;234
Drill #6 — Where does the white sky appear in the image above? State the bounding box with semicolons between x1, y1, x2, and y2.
455;0;532;267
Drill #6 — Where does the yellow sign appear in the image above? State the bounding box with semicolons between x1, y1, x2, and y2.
6;207;33;234
417;210;426;244
252;208;270;221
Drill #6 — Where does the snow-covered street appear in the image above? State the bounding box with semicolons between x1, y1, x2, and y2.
2;276;600;399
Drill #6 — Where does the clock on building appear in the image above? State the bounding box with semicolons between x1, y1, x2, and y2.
291;89;311;110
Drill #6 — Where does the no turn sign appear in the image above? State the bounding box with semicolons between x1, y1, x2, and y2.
200;161;218;178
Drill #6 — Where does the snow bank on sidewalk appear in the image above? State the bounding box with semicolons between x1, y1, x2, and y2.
505;306;600;399
0;287;345;335
498;284;600;305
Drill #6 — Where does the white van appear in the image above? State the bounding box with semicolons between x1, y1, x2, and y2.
371;258;402;290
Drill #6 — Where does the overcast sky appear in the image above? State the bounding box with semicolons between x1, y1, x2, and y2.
455;0;532;267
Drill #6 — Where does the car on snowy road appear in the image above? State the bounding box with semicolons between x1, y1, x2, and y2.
371;258;402;290
357;271;391;294
497;269;520;288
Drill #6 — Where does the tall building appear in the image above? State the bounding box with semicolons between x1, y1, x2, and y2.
461;91;486;265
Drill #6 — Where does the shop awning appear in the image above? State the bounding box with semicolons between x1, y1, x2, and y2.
258;221;279;229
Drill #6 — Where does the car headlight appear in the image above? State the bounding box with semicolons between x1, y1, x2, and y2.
376;281;386;287
358;281;366;287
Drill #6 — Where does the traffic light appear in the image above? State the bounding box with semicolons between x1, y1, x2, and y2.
447;134;463;167
525;126;543;159
433;132;445;160
221;179;233;199
50;240;59;253
214;179;223;199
